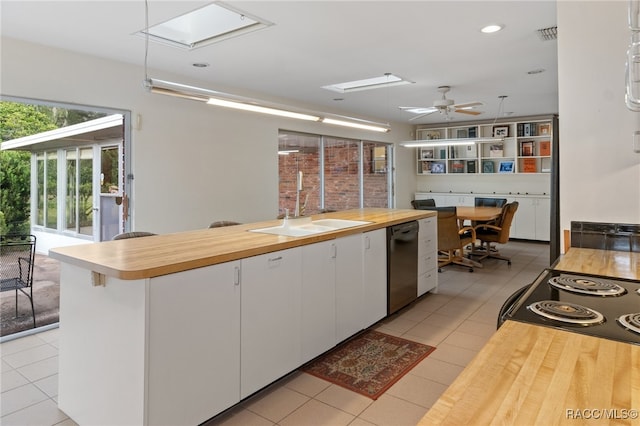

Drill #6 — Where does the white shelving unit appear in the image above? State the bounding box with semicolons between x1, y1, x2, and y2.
415;118;553;175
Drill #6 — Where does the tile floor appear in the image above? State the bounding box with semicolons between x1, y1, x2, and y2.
1;240;550;426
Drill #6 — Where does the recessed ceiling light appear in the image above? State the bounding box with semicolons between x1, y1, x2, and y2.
136;3;273;50
481;24;504;34
322;74;414;93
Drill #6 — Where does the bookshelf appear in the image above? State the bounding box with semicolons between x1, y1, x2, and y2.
414;117;553;175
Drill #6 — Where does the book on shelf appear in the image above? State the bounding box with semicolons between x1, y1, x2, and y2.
538;123;551;135
522;158;537;173
539;140;551;156
451;160;465;173
431;162;446;174
467;160;476;173
520;141;534;156
482;160;494;173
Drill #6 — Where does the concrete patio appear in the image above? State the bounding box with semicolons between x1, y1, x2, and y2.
1;254;60;337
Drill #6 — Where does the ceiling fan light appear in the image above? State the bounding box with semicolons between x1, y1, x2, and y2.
481;24;504;34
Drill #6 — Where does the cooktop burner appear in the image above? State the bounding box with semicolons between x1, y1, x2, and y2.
528;300;605;325
504;269;640;345
548;275;627;296
618;313;640;335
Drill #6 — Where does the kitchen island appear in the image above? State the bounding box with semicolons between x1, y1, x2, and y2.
418;248;640;426
49;208;437;426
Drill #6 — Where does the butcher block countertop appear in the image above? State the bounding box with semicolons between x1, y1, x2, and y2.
419;248;640;426
48;208;434;280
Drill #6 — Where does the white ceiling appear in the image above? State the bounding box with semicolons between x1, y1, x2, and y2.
0;1;558;127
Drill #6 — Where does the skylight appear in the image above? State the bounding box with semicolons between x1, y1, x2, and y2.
322;74;414;93
137;2;273;50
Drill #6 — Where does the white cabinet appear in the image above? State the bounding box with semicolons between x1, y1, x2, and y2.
335;233;365;343
240;248;302;398
417;217;438;296
147;262;241;426
511;196;550;241
301;240;336;364
362;229;387;328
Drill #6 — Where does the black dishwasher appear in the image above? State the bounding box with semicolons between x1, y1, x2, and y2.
387;221;419;314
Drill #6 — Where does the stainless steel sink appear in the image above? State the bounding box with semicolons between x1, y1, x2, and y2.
249;218;371;237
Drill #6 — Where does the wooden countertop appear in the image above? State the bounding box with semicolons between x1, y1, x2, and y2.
553;248;640;280
419;321;640;426
48;208;435;280
419;248;640;426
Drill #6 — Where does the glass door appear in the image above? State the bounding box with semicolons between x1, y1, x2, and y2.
98;145;123;241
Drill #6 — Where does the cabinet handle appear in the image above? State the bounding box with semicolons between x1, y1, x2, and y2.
331;243;337;259
234;266;240;286
268;256;283;262
364;235;371;250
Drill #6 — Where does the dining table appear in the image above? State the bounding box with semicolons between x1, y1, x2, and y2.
455;206;503;223
453;206;503;266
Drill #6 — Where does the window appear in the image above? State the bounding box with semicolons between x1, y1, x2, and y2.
278;131;392;216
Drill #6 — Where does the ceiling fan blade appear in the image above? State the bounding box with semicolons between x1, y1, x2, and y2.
399;106;438;114
408;110;437;121
454;109;483;116
453;101;483;109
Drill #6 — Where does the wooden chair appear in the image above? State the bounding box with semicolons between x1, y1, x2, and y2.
208;221;242;228
0;234;37;328
436;207;478;272
113;231;156;240
471;201;519;266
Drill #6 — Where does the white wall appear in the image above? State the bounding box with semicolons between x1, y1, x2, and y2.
557;1;640;246
1;38;415;235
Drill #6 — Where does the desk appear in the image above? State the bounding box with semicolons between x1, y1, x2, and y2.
455;206;502;222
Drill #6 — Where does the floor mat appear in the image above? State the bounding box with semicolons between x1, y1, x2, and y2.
301;329;436;399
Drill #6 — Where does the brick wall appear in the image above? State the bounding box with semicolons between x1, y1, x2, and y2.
278;140;388;216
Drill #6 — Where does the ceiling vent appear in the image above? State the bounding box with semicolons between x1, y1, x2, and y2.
537;26;557;41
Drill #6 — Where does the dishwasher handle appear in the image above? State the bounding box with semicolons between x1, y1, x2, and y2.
389;221;419;237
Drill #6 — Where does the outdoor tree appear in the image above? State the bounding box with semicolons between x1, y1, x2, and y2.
0;101;57;234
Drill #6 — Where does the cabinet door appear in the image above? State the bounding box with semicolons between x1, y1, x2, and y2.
535;197;551;241
148;262;241;425
241;248;302;398
362;229;387;328
335;234;365;343
418;217;438;296
513;197;536;240
301;240;336;363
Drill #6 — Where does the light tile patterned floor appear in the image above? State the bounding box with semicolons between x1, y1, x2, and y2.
0;241;550;426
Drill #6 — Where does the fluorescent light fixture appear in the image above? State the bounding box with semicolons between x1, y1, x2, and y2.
400;138;504;148
481;24;504;34
322;118;390;133
323;74;414;93
278;149;299;155
137;2;273;50
144;78;390;132
207;98;320;121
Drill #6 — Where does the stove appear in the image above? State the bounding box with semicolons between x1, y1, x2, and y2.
504;269;640;345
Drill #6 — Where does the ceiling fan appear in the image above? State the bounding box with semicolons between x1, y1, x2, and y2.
399;86;483;121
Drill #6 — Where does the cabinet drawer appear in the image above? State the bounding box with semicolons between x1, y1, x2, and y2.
418;269;437;296
418;252;437;275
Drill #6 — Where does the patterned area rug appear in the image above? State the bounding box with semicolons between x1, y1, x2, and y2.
301;330;436;400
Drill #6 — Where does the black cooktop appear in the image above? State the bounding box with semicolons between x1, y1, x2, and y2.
505;269;640;345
